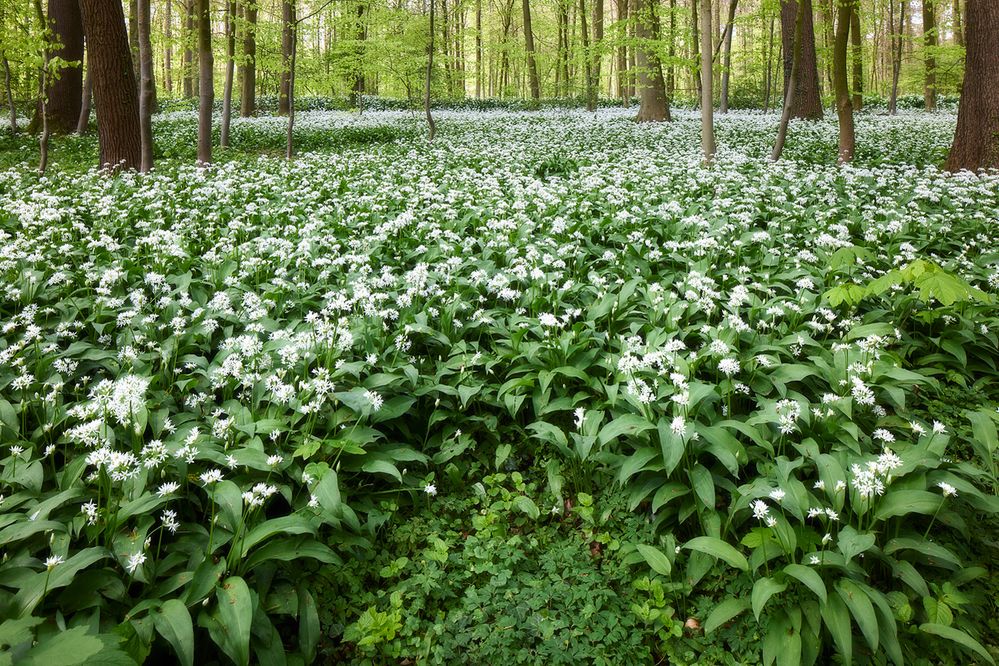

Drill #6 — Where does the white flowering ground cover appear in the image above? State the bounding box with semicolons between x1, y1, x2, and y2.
1;109;998;664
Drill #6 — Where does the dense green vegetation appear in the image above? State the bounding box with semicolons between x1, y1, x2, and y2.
1;108;998;665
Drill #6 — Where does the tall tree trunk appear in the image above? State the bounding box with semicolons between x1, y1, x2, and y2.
952;0;963;45
617;0;628;104
592;0;604;95
691;0;701;99
183;0;194;98
286;20;297;157
945;0;998;171
128;0;139;82
781;0;822;119
889;0;903;113
138;0;154;171
772;0;802;160
523;0;541;100
41;0;84;134
77;56;92;133
699;0;714;160
763;13;774;111
352;1;366;106
475;0;482;97
32;0;50;172
850;7;862;109
221;0;235;145
240;0;257;115
426;0;436;140
165;0;172;94
833;0;855;162
79;0;141;170
580;0;595;109
3;57;15;134
634;0;669;120
197;0;212;163
719;0;737;112
279;0;295;114
922;0;936;111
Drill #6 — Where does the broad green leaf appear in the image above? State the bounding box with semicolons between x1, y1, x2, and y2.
598;413;654;446
495;443;512;470
216;577;253;666
154;600;195;666
17;626;102;666
298;587;320;663
635;544;672;576
752;576;787;621
784;563;826;604
683;536;748;571
704;597;750;634
240;515;316;557
513;496;540;520
837;526;875;563
874;490;942;521
313;470;341;515
837;579;878;652
919;623;995;664
821;593;852;666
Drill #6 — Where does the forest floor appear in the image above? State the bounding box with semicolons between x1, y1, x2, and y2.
1;109;998;665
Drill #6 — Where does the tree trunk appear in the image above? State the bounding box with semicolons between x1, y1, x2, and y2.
922;0;936;111
286;21;297;158
781;0;822;119
221;0;235;146
772;0;802;160
691;0;701;99
426;0;437;140
128;0;139;82
952;0;963;45
183;0;195;98
352;1;366;106
592;0;604;95
197;0;212;163
634;0;669;121
475;0;482;97
833;0;855;162
77;57;92;133
699;0;714;161
850;7;861;109
889;0;903;114
165;0;172;94
523;0;541;100
3;57;15;134
240;0;257;116
79;0;141;170
617;0;628;104
279;0;295;115
580;0;594;109
41;0;84;134
138;0;154;171
719;0;737;112
32;0;50;172
945;0;998;171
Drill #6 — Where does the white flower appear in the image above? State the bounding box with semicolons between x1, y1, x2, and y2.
200;469;223;485
45;554;65;570
126;551;146;574
718;357;740;376
937;481;957;497
670;416;687;437
751;499;770;520
769;488;786;503
267;455;283;467
574;407;585;430
364;390;384;412
423;484;437;496
809;555;820;565
932;421;947;435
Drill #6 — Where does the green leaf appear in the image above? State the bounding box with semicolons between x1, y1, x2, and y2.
0;616;43;650
361;459;402;482
837;579;878;652
919;623;995;664
752;576;787;621
874;490;942;521
683;536;749;571
598;413;654;446
154;600;195;666
495;443;512;470
635;544;672;576
922;596;953;626
17;626;103;666
657;417;685;475
821;593;853;666
215;577;253;666
240;515;316;557
704;597;750;634
784;564;826;604
298;587;320;663
837;525;875;563
968;409;998;459
313;470;341;515
513;496;540;520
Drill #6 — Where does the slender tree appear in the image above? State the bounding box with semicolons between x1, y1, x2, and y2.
592;0;604;95
352;1;366;106
32;0;50;172
522;0;541;101
138;0;154;171
164;0;172;94
197;0;212;163
780;0;821;119
772;0;802;160
945;0;998;171
80;0;141;169
2;55;15;134
719;0;737;113
77;46;92;134
240;0;257;115
833;0;855;162
183;0;194;98
952;0;963;46
38;0;84;134
279;0;295;114
580;0;594;109
699;0;714;161
922;0;936;111
221;0;236;146
850;6;861;109
888;0;904;114
425;0;437;140
128;0;139;81
616;0;628;104
634;0;669;121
